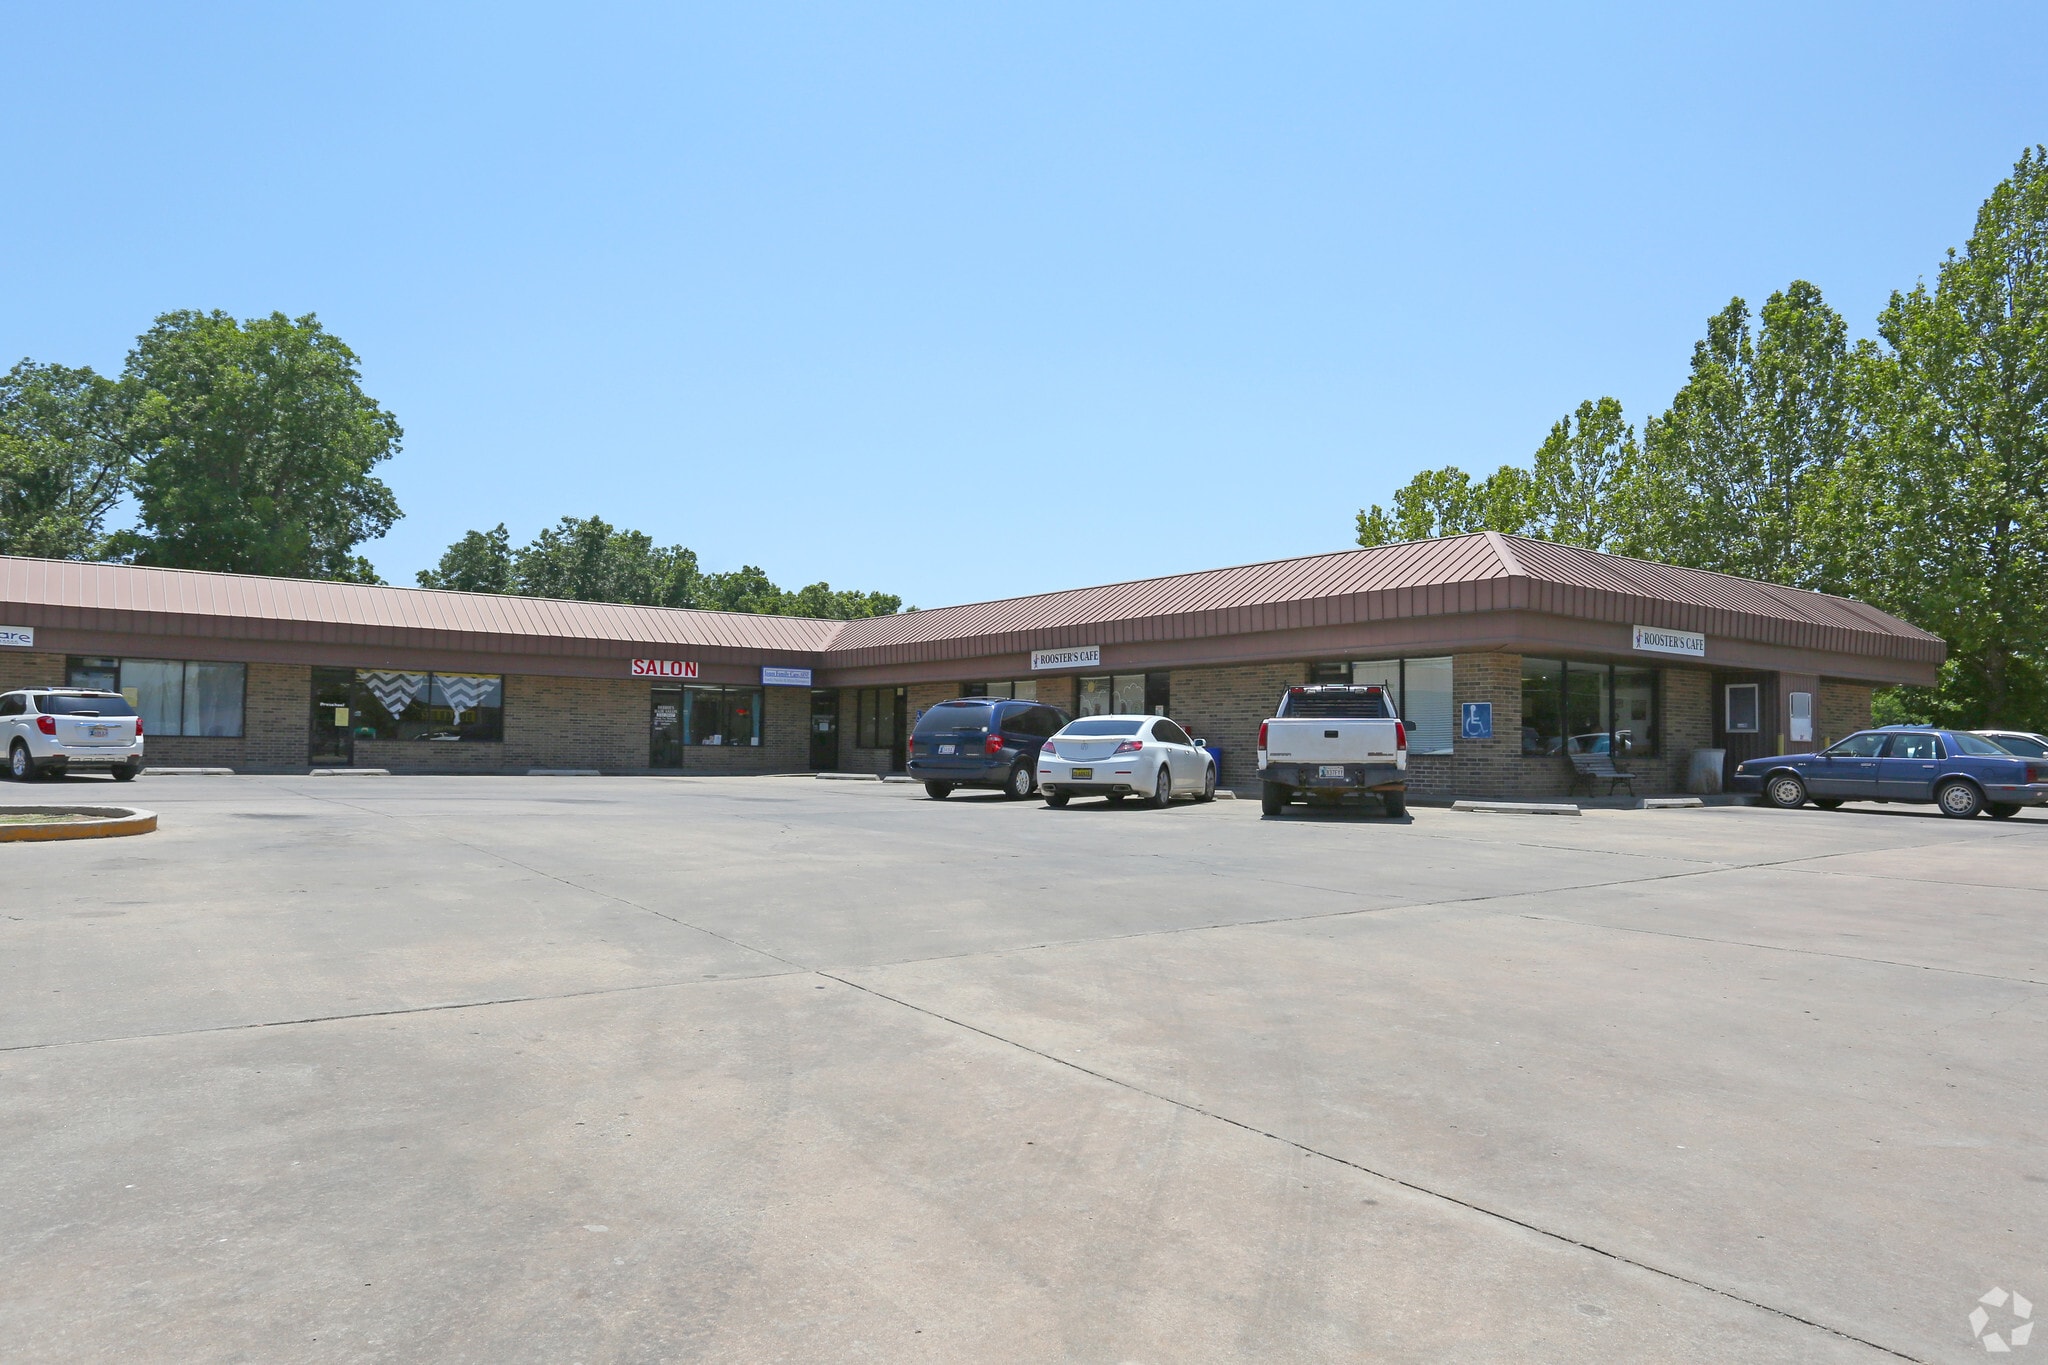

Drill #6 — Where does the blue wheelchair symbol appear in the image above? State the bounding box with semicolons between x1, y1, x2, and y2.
1460;702;1493;740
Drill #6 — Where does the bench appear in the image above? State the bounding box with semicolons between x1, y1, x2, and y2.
1569;752;1636;797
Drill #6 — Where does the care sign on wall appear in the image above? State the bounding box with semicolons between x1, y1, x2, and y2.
761;666;813;687
0;625;32;648
631;659;699;679
1030;645;1100;671
1631;624;1706;658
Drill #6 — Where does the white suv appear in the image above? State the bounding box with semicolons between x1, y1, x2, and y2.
1;688;146;781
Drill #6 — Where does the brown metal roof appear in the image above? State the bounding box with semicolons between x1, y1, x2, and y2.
0;532;1944;671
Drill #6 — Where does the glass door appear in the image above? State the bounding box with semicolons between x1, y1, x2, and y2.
809;689;839;771
309;667;354;766
650;687;684;768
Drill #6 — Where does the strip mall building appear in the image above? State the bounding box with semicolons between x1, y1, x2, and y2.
0;533;1944;798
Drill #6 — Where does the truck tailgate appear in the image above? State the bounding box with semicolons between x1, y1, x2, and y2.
1264;718;1400;763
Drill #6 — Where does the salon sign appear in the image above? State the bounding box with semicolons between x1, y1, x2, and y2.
631;659;699;678
1631;625;1706;658
0;625;32;648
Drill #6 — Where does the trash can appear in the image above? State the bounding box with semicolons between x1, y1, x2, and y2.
1687;748;1725;795
1203;745;1223;778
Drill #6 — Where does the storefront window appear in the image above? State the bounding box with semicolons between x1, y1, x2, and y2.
960;680;1038;700
67;656;247;737
1521;659;1659;757
1328;657;1454;754
684;684;761;746
1077;673;1169;717
856;687;902;749
351;670;503;741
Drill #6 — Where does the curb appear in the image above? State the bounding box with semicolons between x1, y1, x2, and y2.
309;769;392;777
0;804;158;842
1452;800;1581;817
528;768;601;776
143;767;235;776
816;773;881;782
1640;797;1706;809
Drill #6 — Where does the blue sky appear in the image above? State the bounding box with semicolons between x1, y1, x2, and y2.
4;3;2044;609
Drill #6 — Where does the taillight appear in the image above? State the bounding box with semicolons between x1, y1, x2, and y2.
1395;721;1407;752
1258;720;1269;749
36;715;56;736
135;716;144;737
1041;740;1056;757
984;733;1003;755
1113;739;1144;755
2030;763;2046;783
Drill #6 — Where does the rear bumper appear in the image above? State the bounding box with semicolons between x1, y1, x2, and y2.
31;741;145;770
1259;761;1404;791
1985;783;2048;805
908;756;1009;786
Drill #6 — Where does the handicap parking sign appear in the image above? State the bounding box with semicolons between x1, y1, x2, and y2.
1460;702;1492;739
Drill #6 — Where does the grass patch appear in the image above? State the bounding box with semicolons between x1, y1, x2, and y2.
0;812;92;825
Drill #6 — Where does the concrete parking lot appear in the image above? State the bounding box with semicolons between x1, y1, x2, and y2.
4;775;2044;1362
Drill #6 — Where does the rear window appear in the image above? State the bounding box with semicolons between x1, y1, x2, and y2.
1060;718;1144;736
39;693;138;717
914;701;994;734
1279;687;1391;719
1984;733;2048;757
1952;732;2017;757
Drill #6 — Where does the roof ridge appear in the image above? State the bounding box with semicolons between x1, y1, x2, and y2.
1483;530;1527;577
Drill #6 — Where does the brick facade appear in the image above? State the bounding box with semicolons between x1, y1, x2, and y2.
1166;660;1310;790
1818;680;1874;748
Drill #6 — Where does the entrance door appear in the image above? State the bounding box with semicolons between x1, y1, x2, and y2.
310;667;354;766
650;687;684;768
1711;671;1778;786
891;689;908;773
809;689;840;771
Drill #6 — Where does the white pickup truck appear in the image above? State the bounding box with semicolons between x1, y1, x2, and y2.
1257;684;1407;817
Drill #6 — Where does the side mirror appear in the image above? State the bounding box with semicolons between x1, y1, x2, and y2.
1193;738;1208;747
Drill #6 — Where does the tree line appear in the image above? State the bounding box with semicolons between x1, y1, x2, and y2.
1358;148;2048;732
0;312;903;620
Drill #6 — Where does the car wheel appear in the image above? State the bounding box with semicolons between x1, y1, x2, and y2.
1261;781;1288;816
1935;778;1984;819
112;762;140;782
1043;790;1071;809
1196;764;1217;802
1381;789;1407;818
1004;763;1035;800
1764;772;1807;810
9;742;36;782
1147;766;1172;809
1811;798;1843;810
1989;801;2021;820
923;782;954;800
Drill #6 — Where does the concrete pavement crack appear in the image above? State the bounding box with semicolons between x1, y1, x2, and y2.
817;970;1925;1363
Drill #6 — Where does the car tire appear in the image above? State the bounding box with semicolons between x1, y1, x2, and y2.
1935;778;1984;819
924;782;954;800
1043;790;1071;809
1196;764;1217;802
1989;801;2021;820
1811;798;1843;810
9;742;36;782
1147;766;1172;809
1004;763;1035;800
1381;789;1407;818
1764;772;1808;810
1261;781;1288;816
112;762;140;782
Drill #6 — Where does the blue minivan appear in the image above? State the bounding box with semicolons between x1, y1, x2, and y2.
908;698;1070;799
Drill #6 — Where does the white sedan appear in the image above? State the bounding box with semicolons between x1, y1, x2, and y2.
1037;715;1217;808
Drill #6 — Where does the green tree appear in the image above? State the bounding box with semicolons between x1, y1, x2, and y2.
1355;463;1533;546
1843;147;2048;727
0;361;132;559
416;523;514;593
1615;282;1850;586
1528;397;1636;550
784;581;904;619
511;515;701;606
109;310;401;581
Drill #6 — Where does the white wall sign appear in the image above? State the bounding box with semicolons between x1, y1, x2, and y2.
631;659;699;679
0;625;32;648
1631;625;1706;658
761;666;813;687
1030;645;1101;671
1789;690;1814;744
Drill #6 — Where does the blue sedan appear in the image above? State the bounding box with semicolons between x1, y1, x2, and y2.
1731;727;2048;819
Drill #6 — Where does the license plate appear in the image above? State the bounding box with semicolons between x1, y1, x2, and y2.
937;744;955;755
1073;767;1093;780
1318;764;1345;778
89;725;109;738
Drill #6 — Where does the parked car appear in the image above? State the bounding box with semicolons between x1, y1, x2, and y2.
1035;715;1217;808
1730;727;2048;819
0;688;145;781
1257;684;1407;817
1978;730;2048;759
908;697;1070;799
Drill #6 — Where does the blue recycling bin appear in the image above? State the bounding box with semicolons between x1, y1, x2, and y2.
1203;744;1223;775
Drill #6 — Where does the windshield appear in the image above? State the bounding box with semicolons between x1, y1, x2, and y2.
1982;732;2048;757
39;694;137;717
913;701;993;734
1951;732;2018;757
1059;718;1144;736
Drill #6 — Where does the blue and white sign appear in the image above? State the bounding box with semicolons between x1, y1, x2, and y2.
0;625;32;648
1460;702;1493;740
761;666;813;687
